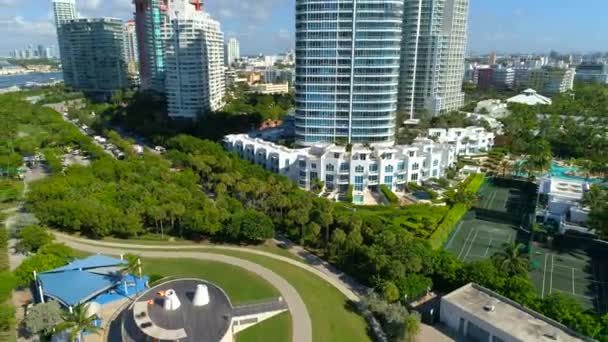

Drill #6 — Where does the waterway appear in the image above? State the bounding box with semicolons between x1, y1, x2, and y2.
0;71;63;89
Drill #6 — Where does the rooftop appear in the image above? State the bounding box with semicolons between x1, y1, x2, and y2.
443;283;589;342
507;89;552;106
125;279;233;342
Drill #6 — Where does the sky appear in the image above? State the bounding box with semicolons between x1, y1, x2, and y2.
0;0;607;56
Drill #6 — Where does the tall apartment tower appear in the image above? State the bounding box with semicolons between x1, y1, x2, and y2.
124;20;140;64
52;0;77;27
295;0;404;146
163;0;225;119
225;37;240;67
399;0;469;118
133;0;169;92
58;18;130;100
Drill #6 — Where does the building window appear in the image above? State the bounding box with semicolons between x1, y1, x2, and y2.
412;163;419;171
384;176;393;185
355;165;364;173
369;175;378;182
326;164;335;172
299;160;306;168
334;153;340;158
411;173;418;181
409;151;415;157
360;154;367;161
354;176;364;191
340;163;350;172
326;175;334;183
433;159;438;167
384;153;392;160
369;163;378;172
397;161;405;171
311;163;317;169
310;172;318;181
385;165;394;173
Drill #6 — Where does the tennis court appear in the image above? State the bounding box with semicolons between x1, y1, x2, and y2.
529;238;608;314
445;217;519;262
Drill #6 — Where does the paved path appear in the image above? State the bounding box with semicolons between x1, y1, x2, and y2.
55;236;312;342
55;232;360;302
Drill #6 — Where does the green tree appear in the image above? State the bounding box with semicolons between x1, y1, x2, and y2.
16;225;54;254
55;303;101;342
23;301;64;337
492;243;529;276
227;210;275;242
381;281;400;303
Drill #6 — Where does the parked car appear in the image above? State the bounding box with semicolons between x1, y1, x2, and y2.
154;146;166;153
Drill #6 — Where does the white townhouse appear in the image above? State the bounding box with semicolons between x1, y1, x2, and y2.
224;127;494;199
427;127;495;156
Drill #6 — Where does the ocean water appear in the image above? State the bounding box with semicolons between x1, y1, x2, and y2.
0;72;63;89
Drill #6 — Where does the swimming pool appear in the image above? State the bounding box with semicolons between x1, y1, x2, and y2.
353;195;364;204
514;161;606;184
549;163;606;184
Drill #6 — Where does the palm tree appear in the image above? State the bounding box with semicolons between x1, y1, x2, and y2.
119;254;141;296
499;160;511;177
493;242;529;276
55;303;101;342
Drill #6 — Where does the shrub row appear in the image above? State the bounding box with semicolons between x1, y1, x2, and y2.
463;173;485;194
428;203;468;249
380;185;399;206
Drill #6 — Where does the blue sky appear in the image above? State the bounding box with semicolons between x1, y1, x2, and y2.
0;0;607;56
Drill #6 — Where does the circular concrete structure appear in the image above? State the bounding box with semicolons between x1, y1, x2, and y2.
120;279;234;342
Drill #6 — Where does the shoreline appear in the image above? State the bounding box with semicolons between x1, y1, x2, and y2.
0;70;61;77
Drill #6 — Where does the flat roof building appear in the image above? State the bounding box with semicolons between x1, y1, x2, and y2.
441;283;590;342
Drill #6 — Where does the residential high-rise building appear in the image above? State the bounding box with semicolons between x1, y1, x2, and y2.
295;0;404;146
399;0;469;118
575;63;608;84
124;20;139;64
133;0;169;92
58;18;130;100
488;52;497;65
163;0;225;119
225;37;240;67
52;0;77;28
524;67;576;95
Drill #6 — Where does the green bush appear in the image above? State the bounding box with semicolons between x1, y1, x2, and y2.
380;185;399;205
463;173;484;194
429;203;468;249
346;185;353;203
0;228;8;272
0;272;16;303
0;304;15;332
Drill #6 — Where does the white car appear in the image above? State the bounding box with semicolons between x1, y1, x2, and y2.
154;146;166;153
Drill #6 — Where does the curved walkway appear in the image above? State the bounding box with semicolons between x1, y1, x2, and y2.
56;237;312;342
54;232;360;302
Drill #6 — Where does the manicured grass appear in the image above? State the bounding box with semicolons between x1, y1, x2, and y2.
206;250;371;342
98;235;302;261
70;243;371;341
141;258;279;305
236;312;291;342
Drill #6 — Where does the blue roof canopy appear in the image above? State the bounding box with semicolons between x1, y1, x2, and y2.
37;255;128;307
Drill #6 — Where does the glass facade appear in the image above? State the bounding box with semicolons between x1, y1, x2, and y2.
295;0;404;146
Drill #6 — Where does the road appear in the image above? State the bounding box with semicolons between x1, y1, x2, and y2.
55;235;312;342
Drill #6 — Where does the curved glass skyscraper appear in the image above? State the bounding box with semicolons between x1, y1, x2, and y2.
295;0;404;146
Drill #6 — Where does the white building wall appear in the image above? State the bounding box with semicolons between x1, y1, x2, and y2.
224;126;492;196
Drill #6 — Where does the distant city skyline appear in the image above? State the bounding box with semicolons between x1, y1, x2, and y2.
1;0;608;56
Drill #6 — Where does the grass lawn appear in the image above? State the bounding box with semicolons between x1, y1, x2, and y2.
69;244;371;342
206;250;371;342
98;235;302;261
237;312;290;342
141;258;279;304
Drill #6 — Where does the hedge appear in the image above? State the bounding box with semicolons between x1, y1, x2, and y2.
463;173;484;194
380;185;399;205
429;203;468;249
